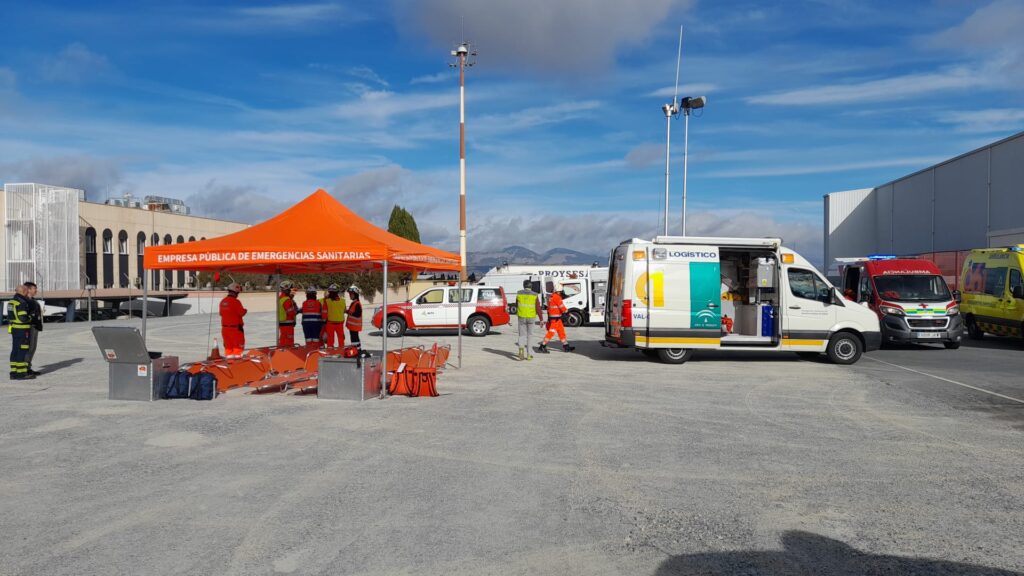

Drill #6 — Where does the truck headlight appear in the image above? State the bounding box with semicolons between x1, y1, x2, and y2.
879;305;904;316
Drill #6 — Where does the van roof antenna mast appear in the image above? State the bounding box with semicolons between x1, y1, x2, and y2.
661;26;683;236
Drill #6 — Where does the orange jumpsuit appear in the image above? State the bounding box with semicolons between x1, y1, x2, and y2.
543;292;568;344
220;294;247;356
277;292;298;347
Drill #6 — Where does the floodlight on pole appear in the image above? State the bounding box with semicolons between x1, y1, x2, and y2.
450;27;476;370
680;94;706;237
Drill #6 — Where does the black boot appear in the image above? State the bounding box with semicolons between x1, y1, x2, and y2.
536;343;550;354
562;342;575;352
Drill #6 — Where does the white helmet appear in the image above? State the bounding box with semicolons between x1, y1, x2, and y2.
226;282;242;293
347;285;361;295
280;280;294;290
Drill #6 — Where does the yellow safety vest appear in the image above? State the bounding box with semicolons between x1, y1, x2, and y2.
516;291;538;319
277;295;296;325
321;297;346;322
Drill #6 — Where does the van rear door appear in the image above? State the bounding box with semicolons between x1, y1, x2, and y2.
606;246;628;340
642;245;721;348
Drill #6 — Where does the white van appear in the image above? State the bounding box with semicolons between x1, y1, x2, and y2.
604;236;881;364
480;265;609;326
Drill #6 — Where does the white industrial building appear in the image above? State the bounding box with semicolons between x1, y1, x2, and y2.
824;130;1024;282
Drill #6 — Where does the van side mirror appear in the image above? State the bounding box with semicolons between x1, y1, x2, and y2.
1013;286;1024;300
829;287;845;306
952;289;962;303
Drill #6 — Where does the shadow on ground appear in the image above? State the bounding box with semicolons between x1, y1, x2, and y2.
38;357;84;374
482;347;519;361
654;531;1021;576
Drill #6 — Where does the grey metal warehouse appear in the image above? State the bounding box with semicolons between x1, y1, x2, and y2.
823;130;1024;281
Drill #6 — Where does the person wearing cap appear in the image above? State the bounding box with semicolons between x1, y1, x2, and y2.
277;280;298;347
23;281;43;376
300;287;324;345
345;285;363;348
320;284;346;348
220;282;247;357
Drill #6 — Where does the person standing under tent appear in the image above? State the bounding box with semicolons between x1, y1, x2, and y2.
220;283;247;357
23;281;43;375
320;284;346;348
515;279;544;361
8;285;34;380
537;281;576;353
300;287;323;345
345;286;363;348
277;280;298;347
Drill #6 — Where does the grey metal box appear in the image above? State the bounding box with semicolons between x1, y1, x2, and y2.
318;355;382;401
92;326;178;401
756;258;775;288
108;356;178;401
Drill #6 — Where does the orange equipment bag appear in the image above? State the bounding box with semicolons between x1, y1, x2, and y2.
343;345;360;358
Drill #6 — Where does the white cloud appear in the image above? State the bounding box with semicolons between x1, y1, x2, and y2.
185;181;288;224
624;143;664;169
194;3;366;32
474;100;602;136
410;71;454;85
646;83;718;98
748;67;988;106
0;154;122;196
703;156;946;178
396;0;693;76
40;43;112;83
938;108;1024;134
331;89;458;126
347;66;389;87
927;0;1024;86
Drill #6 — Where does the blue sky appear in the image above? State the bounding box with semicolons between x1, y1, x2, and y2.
1;0;1022;265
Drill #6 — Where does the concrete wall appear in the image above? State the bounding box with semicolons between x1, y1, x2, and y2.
824;130;1024;267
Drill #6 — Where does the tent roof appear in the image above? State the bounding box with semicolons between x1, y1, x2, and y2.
143;189;460;274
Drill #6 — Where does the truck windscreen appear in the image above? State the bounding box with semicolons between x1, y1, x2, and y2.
873;274;951;302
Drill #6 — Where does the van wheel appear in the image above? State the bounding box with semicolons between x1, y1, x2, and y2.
826;333;862;365
564;310;584;328
467;315;491;337
657;348;693;364
386;315;406;337
965;316;984;339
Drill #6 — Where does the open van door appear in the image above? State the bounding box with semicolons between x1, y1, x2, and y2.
641;246;721;348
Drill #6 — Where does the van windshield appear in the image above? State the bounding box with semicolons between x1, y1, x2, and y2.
873;274;951;302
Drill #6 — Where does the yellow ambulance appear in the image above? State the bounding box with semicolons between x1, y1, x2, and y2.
959;245;1024;340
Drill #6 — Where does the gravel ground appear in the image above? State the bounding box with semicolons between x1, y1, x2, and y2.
1;313;1021;575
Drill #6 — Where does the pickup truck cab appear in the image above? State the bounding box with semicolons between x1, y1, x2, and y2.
372;285;510;337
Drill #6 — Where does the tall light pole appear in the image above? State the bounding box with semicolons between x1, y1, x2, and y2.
451;40;476;281
661;26;683;236
680;95;706;236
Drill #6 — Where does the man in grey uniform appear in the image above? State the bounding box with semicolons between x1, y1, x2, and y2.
515;279;544;361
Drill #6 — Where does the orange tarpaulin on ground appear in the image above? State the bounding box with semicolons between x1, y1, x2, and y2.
143;189;460;273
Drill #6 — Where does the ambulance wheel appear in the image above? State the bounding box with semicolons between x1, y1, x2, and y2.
385;315;406;337
965;315;984;339
564;310;584;328
826;332;862;365
467;315;491;337
657;348;693;364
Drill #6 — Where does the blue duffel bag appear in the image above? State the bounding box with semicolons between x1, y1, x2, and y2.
190;372;217;401
164;370;193;399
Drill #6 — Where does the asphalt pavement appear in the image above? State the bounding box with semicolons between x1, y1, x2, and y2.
1;314;1021;575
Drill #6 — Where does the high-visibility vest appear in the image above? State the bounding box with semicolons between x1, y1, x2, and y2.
516;290;538;319
547;292;567;319
278;295;297;326
301;299;322;323
321;297;346;322
7;296;31;331
346;301;363;331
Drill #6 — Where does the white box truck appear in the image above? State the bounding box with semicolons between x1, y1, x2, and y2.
604;236;881;364
480;265;608;326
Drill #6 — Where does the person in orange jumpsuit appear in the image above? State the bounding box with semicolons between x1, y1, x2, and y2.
345;285;363;348
320;284;346;348
219;282;247;357
537;281;576;353
277;280;298;347
300;287;323;345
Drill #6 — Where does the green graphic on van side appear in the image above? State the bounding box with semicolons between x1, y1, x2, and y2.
689;261;721;329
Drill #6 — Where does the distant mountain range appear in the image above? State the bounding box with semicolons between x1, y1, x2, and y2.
467;246;603;275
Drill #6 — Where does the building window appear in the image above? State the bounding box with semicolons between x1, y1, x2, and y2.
85;228;97;254
102;229;113;254
118;230;128;254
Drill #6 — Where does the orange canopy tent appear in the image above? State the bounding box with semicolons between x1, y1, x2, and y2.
143;189;460;274
140;189;462;395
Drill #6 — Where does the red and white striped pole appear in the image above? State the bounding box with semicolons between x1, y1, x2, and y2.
454;42;471;281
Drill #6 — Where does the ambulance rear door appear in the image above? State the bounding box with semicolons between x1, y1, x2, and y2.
640;245;722;349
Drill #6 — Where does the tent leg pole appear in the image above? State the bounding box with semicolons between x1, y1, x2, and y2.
380;260;388;398
274;272;280;347
142;267;148;344
458;278;463;369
